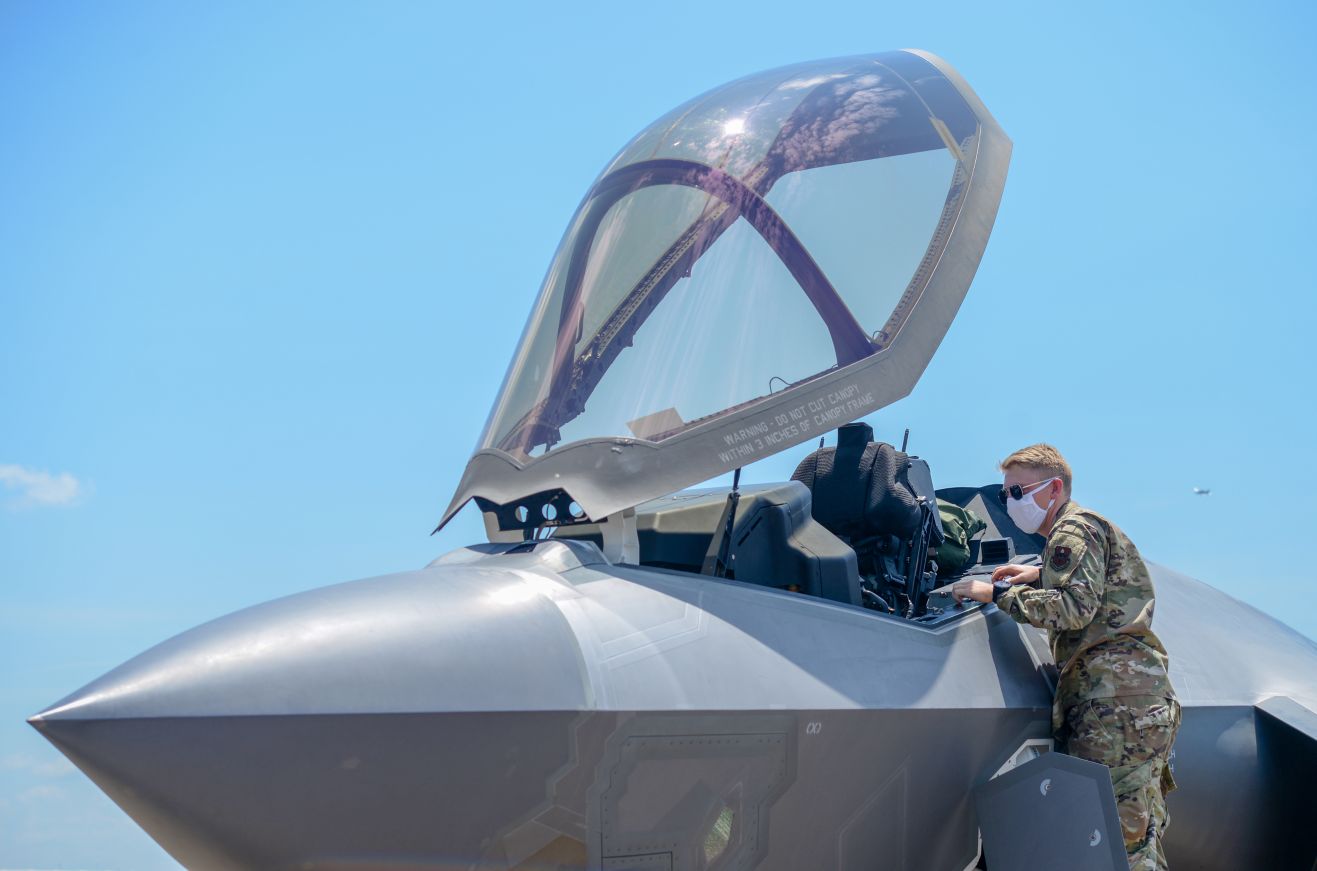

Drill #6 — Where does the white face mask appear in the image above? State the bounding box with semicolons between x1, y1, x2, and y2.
1006;479;1057;534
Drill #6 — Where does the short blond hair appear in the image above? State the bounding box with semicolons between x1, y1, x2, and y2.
1000;443;1072;495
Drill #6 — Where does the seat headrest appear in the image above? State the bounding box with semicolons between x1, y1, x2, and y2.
836;421;874;451
791;427;922;542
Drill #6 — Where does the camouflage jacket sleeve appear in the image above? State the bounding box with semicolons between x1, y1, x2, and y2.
997;519;1105;632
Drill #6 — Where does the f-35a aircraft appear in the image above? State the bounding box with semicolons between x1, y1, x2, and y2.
30;50;1317;870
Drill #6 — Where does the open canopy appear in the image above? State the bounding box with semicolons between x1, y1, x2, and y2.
441;50;1010;532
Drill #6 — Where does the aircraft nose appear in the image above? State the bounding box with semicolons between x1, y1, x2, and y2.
30;564;590;724
27;564;594;869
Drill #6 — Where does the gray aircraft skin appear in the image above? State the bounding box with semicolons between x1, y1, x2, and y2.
29;51;1317;871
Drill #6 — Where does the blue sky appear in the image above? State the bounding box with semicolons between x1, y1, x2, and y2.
2;2;1315;867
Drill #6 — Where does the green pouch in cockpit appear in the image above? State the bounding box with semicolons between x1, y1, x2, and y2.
935;499;987;576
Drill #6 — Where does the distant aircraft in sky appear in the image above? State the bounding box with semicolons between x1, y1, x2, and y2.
27;49;1317;871
1193;487;1211;495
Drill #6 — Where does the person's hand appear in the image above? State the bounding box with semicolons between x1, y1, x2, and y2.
950;579;994;604
992;564;1040;585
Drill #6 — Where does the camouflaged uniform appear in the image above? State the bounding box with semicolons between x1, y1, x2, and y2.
997;500;1179;871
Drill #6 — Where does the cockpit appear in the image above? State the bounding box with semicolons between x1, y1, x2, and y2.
548;421;1045;625
439;50;1016;623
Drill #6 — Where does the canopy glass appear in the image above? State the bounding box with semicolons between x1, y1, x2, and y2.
478;53;980;461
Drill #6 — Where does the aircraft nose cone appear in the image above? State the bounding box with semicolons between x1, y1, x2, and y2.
28;564;593;869
31;564;588;722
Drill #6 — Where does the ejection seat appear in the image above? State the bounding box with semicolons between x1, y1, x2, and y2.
791;422;944;616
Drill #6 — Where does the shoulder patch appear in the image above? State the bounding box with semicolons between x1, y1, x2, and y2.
1050;546;1072;571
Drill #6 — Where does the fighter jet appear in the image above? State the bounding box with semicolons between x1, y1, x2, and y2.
1192;487;1211;495
29;50;1317;871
